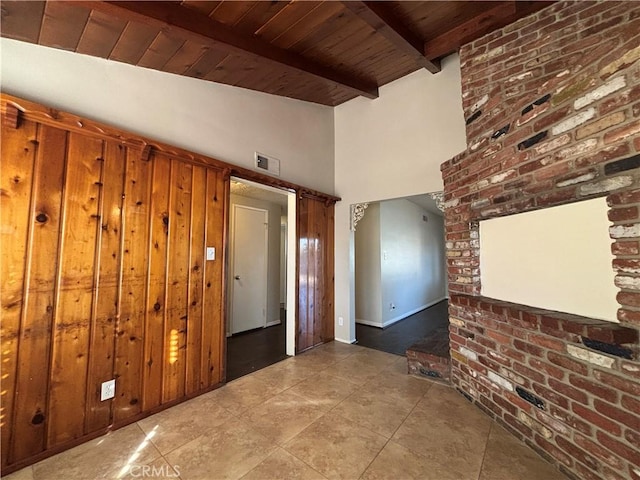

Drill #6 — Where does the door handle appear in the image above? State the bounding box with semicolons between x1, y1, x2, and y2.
234;275;240;280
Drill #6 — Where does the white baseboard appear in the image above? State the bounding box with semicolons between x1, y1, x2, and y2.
266;319;281;327
335;337;357;344
356;297;447;329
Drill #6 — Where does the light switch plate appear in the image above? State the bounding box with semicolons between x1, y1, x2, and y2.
101;379;115;401
206;247;215;261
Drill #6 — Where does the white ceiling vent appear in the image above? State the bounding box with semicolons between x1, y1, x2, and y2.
255;152;280;177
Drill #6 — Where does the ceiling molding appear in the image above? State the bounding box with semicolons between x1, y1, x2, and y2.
342;1;441;74
75;1;380;100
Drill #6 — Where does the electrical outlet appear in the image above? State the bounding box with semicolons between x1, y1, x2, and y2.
338;316;344;326
101;379;115;401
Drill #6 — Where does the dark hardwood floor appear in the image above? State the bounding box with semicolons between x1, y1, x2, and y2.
226;313;288;381
355;300;449;356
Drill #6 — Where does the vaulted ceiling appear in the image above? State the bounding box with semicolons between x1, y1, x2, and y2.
1;1;553;106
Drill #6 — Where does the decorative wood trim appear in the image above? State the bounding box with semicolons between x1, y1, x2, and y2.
3;103;20;129
343;1;441;74
1;94;341;204
73;1;379;100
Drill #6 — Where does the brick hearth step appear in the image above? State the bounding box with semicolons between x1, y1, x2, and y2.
406;327;451;383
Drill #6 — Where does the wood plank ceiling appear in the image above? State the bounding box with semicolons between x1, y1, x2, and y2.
1;1;553;106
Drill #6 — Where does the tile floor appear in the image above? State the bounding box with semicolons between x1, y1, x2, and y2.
5;342;568;480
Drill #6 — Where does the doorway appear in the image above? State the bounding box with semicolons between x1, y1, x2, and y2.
353;193;449;355
230;205;268;334
226;178;296;381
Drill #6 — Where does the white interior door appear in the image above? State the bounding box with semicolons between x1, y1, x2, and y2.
231;205;268;334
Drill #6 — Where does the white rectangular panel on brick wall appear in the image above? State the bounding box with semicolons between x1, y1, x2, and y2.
479;197;618;322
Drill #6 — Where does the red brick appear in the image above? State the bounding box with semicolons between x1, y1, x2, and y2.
625;428;640;448
597;430;640;465
549;378;589;404
547;352;589;375
503;412;534;438
569;374;619;403
609;206;639;222
533;106;573;131
499;345;527;363
513;362;546;384
594;399;640;428
485;329;512;345
549;405;593;436
528;333;566;352
574;433;625;470
617;291;640;308
529;358;565;380
593;370;640;396
622;394;640;415
556;436;600;471
612;241;640;255
604;120;640;144
572;403;622;437
513;339;545;358
608;189;640;205
533;434;573;467
574;462;607;480
534;161;572;181
617;308;640;326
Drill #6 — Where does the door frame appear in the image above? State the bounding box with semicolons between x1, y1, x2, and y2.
228;177;297;356
229;204;269;335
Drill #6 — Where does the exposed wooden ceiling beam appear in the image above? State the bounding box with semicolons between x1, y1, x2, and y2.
74;1;379;99
343;1;441;74
423;1;550;61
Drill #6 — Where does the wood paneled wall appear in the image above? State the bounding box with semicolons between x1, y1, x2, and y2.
0;94;338;472
1;114;226;470
296;195;335;352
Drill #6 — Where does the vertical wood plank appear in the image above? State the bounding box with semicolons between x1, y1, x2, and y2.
0;119;37;468
185;166;206;395
84;141;125;433
47;132;103;447
163;160;192;403
115;148;151;422
324;203;335;342
142;154;170;410
10;125;65;463
201;169;225;387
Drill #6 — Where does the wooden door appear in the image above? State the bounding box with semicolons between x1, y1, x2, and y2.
296;195;335;352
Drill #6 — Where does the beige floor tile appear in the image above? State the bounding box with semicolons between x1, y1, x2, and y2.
365;368;433;409
251;360;318;390
137;391;235;455
206;375;284;416
32;423;162;480
287;372;359;409
479;423;569;480
241;390;326;445
164;417;276;480
332;388;414;438
361;440;463;480
392;384;491;480
327;356;387;386
241;447;326;480
348;349;400;369
383;355;410;375
1;466;34;480
283;412;387;480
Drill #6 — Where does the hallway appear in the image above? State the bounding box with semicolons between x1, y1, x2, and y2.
6;342;567;480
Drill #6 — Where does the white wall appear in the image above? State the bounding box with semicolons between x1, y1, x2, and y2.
228;194;283;332
0;39;335;194
355;200;447;328
334;54;467;343
480;197;618;322
380;200;447;325
355;203;382;325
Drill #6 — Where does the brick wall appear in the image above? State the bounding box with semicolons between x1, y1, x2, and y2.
441;2;640;479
